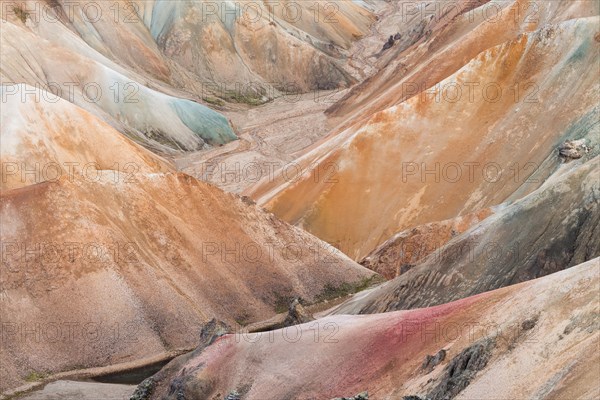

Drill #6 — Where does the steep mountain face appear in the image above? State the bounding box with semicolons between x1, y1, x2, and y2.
326;0;598;123
248;0;600;260
0;0;374;153
0;17;236;153
142;0;374;91
0;90;376;393
333;155;599;314
142;258;600;400
0;173;376;391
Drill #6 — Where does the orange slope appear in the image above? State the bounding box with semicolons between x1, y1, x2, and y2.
249;13;600;260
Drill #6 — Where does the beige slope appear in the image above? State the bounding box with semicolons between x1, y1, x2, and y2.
0;21;237;153
174;88;353;195
249;14;600;259
2;0;374;95
144;0;374;90
145;0;374;92
145;258;600;399
0;84;172;191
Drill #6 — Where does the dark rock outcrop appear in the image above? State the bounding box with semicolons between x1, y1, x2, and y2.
406;339;495;400
382;36;395;51
282;298;314;327
131;319;232;400
332;391;369;400
422;349;447;373
130;378;155;400
559;139;589;161
198;319;232;348
400;264;416;274
427;339;495;400
521;316;538;331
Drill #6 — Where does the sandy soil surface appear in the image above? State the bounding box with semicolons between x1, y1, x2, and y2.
175;89;348;193
18;381;134;400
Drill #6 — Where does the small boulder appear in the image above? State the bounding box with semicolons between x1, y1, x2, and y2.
332;391;369;400
521;316;538;331
225;391;241;400
282;298;314;327
559;139;589;161
382;36;395;51
400;264;415;274
130;377;155;400
422;349;447;373
241;195;256;206
199;318;231;347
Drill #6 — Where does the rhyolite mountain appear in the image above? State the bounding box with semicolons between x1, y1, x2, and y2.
1;0;598;399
